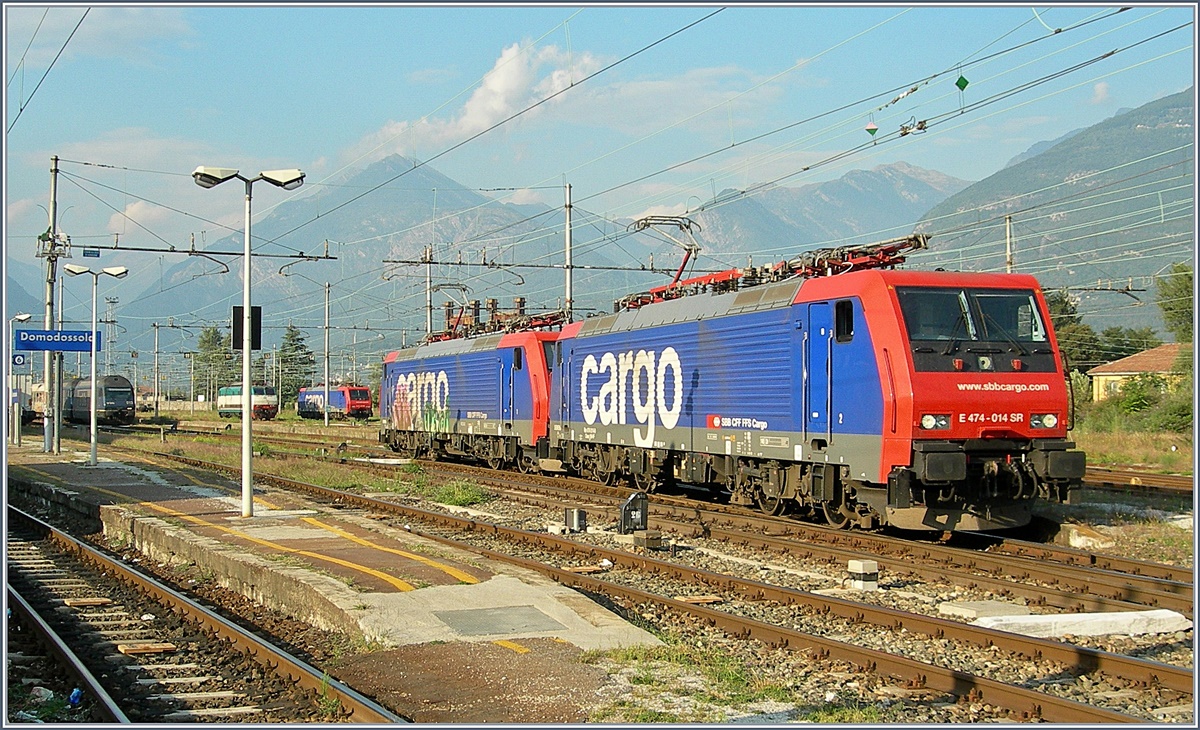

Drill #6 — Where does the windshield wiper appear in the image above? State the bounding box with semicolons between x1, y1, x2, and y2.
941;313;968;355
981;312;1028;356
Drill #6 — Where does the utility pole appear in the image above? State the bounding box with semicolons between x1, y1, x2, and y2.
55;271;64;453
324;282;330;427
36;156;71;454
153;323;160;419
426;245;435;337
1005;214;1014;274
564;183;573;322
104;297;118;372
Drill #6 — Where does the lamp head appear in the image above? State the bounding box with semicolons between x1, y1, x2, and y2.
13;312;32;323
259;169;305;190
64;264;90;276
192;166;240;189
102;266;129;279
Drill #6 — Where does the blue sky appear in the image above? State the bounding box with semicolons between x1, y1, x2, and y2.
3;3;1196;353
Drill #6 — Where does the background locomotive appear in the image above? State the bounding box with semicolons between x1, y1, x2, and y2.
297;384;373;420
217;385;279;420
379;235;1085;532
32;375;137;426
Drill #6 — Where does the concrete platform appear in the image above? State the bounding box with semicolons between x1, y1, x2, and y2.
5;442;660;653
973;609;1193;638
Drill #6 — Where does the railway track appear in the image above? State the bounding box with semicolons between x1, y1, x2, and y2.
1085;466;1194;494
5;506;408;724
334;454;1194;598
115;450;1191;722
113;420;1197;498
7;586;127;723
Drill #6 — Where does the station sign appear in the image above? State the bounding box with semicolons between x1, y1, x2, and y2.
12;353;27;367
14;329;102;352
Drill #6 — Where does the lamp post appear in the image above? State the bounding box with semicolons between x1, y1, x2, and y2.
193;166;304;518
10;312;32;446
64;265;128;466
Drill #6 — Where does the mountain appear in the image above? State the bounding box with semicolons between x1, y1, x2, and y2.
913;88;1194;335
5;273;42;318
671;162;970;264
110;157;969;349
1003;107;1136;169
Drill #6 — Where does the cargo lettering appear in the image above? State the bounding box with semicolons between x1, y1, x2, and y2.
580;347;682;447
392;370;450;431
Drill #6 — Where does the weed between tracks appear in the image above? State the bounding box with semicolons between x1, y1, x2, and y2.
581;633;895;723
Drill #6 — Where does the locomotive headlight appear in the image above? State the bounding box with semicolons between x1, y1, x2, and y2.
920;414;950;430
1031;413;1058;429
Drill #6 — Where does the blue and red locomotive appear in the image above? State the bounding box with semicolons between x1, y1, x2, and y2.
380;235;1084;531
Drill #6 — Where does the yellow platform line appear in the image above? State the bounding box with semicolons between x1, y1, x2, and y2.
493;640;530;654
302;517;480;585
143;501;417;592
15;465;415;592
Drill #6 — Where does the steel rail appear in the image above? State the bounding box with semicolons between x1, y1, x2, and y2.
1085;466;1193;493
482;484;1186;616
373;458;1194;608
149;455;1190;702
7;505;409;724
7;585;130;723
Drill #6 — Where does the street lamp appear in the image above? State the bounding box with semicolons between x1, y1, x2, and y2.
10;312;32;446
193;165;304;518
64;265;128;466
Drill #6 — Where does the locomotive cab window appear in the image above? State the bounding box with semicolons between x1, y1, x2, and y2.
897;287;1046;343
834;300;854;342
513;348;523;370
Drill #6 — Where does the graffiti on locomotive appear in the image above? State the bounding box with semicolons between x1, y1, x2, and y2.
392;369;450;432
579;346;683;448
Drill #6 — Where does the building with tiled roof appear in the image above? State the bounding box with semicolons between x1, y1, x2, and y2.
1085;343;1190;401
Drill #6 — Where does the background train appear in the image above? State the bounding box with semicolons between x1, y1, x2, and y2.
217;385;279;420
31;375;137;426
297;384;373;420
378;235;1085;532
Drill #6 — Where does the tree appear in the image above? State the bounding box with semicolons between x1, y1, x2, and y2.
278;325;316;406
1156;262;1193;343
1044;290;1103;369
1098;326;1162;362
193;326;239;402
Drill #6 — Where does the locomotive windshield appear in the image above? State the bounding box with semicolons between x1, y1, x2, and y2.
106;386;134;407
349;388;370;400
897;287;1047;344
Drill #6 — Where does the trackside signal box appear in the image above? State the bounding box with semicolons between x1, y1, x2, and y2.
618;492;648;534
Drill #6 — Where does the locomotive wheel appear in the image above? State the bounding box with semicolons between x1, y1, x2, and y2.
822;502;853;529
516;455;537;474
757;492;790;516
486;456;505;471
594;469;618;486
632;471;659;493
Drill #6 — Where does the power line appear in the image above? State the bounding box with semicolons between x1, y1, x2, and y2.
7;7;89;133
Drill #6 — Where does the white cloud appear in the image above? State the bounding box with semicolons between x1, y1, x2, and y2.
507;188;544;205
6;198;39;226
107;201;173;236
5;7;192;69
634;202;691;219
339;41;777;175
1091;82;1110;105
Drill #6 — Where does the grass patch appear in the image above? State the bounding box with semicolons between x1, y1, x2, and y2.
428;480;488;506
1073;430;1192;474
796;700;885;723
586;632;803;715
